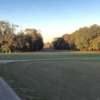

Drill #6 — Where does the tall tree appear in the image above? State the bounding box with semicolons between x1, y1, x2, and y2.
24;28;44;51
75;27;90;51
0;21;18;53
92;36;100;50
62;33;70;43
68;32;76;50
53;37;69;50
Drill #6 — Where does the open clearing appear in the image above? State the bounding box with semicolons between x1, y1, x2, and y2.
0;52;100;63
1;52;100;100
0;52;100;60
4;60;100;100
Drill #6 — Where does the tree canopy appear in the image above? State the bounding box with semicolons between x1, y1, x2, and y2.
53;24;100;51
75;24;100;51
53;37;69;50
0;21;44;53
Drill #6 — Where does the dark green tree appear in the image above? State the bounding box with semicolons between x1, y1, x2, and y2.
0;21;18;53
75;27;91;51
53;37;69;50
92;36;100;50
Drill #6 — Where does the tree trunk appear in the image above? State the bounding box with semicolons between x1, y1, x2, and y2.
9;50;11;53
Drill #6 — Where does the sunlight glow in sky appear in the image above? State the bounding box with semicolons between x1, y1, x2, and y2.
1;0;100;43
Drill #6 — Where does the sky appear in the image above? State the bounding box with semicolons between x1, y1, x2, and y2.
1;0;100;43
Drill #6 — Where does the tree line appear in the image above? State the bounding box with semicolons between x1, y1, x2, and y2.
53;24;100;51
0;21;44;53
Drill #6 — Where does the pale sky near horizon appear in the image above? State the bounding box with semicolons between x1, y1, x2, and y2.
1;0;100;43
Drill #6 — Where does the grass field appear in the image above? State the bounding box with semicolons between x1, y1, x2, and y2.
0;52;100;100
0;63;46;100
2;60;100;100
0;51;100;60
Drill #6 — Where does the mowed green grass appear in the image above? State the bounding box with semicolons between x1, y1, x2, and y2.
4;60;100;100
0;52;100;100
0;63;46;100
0;52;100;60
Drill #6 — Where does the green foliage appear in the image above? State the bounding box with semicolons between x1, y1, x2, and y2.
62;32;76;50
53;24;100;51
62;33;70;42
53;37;69;50
75;24;100;51
75;27;90;50
12;32;43;52
0;21;44;53
92;36;100;50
